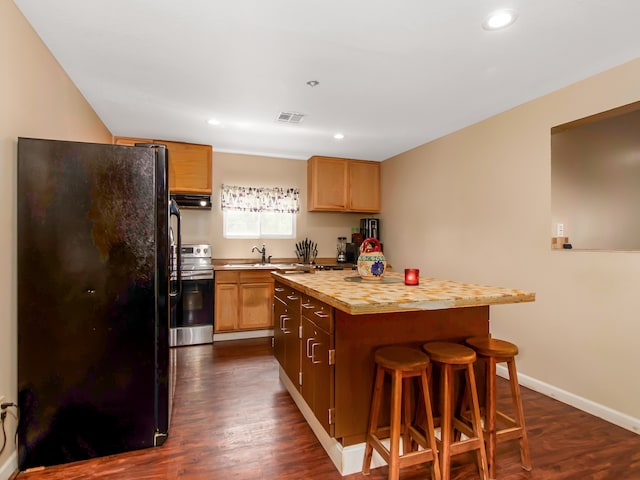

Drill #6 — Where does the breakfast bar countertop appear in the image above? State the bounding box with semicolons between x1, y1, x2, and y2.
272;270;535;315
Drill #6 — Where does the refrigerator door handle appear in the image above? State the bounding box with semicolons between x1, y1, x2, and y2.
170;199;182;304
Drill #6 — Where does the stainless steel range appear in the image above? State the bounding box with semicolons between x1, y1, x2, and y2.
170;244;214;347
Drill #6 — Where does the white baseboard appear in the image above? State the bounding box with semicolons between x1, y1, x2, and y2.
496;365;640;435
213;329;273;342
278;367;387;476
0;451;17;480
281;364;640;476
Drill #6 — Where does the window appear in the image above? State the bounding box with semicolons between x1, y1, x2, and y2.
221;184;299;239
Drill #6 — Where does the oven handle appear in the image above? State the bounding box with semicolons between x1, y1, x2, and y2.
180;272;214;281
170;198;182;305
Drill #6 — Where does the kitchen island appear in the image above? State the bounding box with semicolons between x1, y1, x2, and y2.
271;270;535;475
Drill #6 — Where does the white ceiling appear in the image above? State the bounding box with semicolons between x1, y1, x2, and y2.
14;0;640;161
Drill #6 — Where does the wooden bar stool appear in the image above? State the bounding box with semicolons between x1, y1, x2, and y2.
362;346;441;480
465;336;532;479
422;342;488;480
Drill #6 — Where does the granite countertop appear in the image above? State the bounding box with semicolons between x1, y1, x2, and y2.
272;270;535;315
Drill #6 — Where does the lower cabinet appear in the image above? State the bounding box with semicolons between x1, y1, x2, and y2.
215;270;274;332
273;283;301;388
274;282;335;436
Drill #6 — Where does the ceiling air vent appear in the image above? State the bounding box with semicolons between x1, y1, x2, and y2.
277;111;305;124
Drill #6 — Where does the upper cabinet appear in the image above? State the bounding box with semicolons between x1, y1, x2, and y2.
114;137;212;194
307;156;380;212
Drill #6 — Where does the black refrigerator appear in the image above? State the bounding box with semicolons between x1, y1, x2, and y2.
17;138;181;470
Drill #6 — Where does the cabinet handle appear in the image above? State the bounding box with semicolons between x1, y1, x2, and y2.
275;287;285;292
286;295;299;300
306;337;315;358
281;315;290;333
310;342;321;364
314;311;329;319
302;303;314;309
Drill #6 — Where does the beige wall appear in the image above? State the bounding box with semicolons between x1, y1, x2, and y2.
179;151;364;261
381;58;640;423
1;0;112;470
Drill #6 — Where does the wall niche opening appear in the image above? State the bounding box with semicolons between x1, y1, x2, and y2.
551;100;640;251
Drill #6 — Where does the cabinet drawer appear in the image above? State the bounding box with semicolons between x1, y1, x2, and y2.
239;270;274;283
215;271;239;283
301;295;333;333
274;282;302;306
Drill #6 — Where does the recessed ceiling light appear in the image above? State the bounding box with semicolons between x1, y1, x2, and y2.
482;9;518;30
333;133;344;140
306;80;320;87
207;118;221;126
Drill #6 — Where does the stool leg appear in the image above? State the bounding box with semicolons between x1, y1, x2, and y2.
466;363;489;480
388;369;403;480
402;376;412;454
440;364;453;480
363;365;385;475
420;370;442;480
507;358;532;471
485;356;497;479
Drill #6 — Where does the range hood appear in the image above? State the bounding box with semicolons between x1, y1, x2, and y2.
171;194;212;210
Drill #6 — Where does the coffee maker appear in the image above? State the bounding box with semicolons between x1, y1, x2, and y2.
345;218;382;263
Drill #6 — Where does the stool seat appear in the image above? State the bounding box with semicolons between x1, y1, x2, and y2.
422;341;476;365
375;346;431;370
465;336;531;478
363;346;441;480
422;342;488;480
465;336;518;358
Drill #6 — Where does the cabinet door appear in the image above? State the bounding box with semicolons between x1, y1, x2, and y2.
283;289;301;389
239;282;273;330
301;317;334;435
274;282;301;387
159;140;212;194
273;296;287;368
113;136;153;146
307;156;347;211
214;283;238;332
114;137;212;194
349;160;381;212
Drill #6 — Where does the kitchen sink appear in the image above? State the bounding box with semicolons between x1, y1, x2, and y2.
223;263;303;269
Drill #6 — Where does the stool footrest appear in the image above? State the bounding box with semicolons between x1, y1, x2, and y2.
446;437;485;457
496;410;516;425
496;427;526;443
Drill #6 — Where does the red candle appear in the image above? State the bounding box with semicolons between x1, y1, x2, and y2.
404;268;419;285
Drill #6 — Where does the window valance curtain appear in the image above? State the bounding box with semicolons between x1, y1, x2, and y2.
221;184;300;213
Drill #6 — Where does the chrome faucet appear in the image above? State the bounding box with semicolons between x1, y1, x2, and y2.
252;243;268;264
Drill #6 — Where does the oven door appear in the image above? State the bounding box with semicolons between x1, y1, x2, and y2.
170;270;214;347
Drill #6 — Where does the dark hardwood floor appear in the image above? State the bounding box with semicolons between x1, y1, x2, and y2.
15;338;640;479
